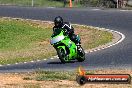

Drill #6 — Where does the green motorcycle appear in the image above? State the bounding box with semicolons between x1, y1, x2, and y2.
50;29;85;63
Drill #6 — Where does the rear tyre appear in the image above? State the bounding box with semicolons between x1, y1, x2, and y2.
57;48;67;63
77;46;85;62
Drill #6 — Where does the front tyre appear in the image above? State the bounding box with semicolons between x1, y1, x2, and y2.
57;48;68;63
77;46;85;62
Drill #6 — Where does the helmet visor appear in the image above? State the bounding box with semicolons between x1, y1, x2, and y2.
55;22;61;27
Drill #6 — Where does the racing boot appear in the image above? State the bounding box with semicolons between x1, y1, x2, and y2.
76;42;82;52
75;35;82;52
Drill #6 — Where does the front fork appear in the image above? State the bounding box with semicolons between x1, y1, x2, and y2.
56;45;69;61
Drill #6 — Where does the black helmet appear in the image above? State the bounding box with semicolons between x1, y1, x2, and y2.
54;16;63;27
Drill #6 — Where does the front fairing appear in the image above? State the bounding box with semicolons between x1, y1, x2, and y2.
50;30;65;45
50;34;65;45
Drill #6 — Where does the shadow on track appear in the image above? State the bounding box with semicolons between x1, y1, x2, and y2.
47;60;77;64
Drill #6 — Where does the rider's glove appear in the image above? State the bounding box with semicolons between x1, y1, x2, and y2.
63;29;69;35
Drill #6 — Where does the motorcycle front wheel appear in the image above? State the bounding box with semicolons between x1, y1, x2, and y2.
57;48;68;63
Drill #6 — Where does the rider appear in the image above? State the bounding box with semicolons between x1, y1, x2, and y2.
53;16;81;50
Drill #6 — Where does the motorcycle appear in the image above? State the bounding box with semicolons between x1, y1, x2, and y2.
50;29;85;63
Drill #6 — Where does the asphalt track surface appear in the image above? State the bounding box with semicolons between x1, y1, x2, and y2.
0;6;132;72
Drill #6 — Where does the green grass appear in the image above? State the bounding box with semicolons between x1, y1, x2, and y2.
0;18;113;65
35;71;75;81
0;19;51;50
0;18;55;64
23;70;94;81
0;0;82;7
0;0;64;7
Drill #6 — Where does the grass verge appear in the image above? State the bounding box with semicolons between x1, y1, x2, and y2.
0;0;63;7
0;69;131;88
23;69;94;81
0;17;113;65
0;0;82;7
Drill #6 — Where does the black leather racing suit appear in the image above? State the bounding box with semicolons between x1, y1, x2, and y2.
53;22;81;45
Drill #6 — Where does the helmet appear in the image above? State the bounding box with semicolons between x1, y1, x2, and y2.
54;16;63;27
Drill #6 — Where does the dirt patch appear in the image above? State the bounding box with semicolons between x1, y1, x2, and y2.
0;69;131;88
